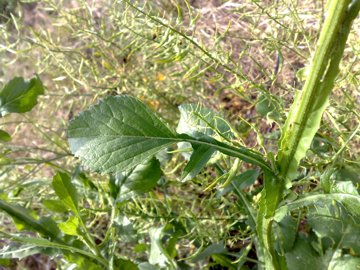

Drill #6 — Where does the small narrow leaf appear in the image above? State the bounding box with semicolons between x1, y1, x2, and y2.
38;217;60;238
233;169;259;189
0;232;107;266
0;243;46;259
0;76;44;116
0;200;59;239
255;93;281;122
43;199;68;213
191;242;226;262
211;254;236;270
219;169;260;198
231;182;257;229
181;145;215;182
113;159;162;201
58;216;80;236
52;172;78;214
331;165;359;184
114;258;138;270
0;129;11;142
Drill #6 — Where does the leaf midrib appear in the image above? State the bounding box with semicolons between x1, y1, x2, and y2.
71;134;271;172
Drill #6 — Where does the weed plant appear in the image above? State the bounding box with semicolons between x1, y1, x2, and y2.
0;0;359;269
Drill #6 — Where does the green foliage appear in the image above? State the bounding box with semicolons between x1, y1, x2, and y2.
0;199;59;239
67;91;360;269
277;0;360;181
0;76;44;117
112;158;162;201
68;95;176;173
148;227;177;269
0;0;359;269
0;76;44;162
52;172;79;214
58;216;80;236
181;144;215;182
68;95;271;174
120;158;162;193
0;242;47;260
0;129;11;142
177;103;234;181
177;103;234;140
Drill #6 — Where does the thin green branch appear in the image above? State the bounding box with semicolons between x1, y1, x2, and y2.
122;0;247;80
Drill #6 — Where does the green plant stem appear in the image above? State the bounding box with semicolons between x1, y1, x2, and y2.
278;0;360;180
262;1;360;269
221;158;240;188
108;202;118;270
99;195;120;270
77;214;104;261
183;136;273;173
